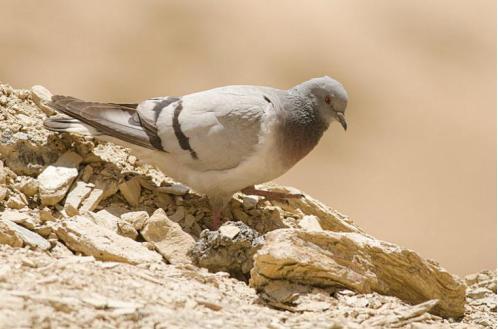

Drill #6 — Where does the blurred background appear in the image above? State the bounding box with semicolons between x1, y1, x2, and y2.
0;0;495;275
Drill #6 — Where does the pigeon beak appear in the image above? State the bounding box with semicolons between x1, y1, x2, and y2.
336;112;347;131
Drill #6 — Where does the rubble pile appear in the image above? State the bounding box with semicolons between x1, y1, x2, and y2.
0;83;495;328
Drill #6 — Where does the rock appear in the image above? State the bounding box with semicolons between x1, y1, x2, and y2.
14;176;39;197
5;194;26;209
55;215;162;264
118;177;141;207
120;211;149;231
298;215;323;231
250;229;465;318
37;151;83;206
0;221;23;247
64;181;93;211
169;206;185;222
78;188;104;213
91;209;120;232
80;165;93;182
157;183;189;195
39;207;55;222
1;210;38;229
1;219;50;250
190;221;264;280
0;186;8;201
219;224;241;239
31;85;55;115
117;220;138;240
154;192;173;209
242;195;259;209
141;208;195;264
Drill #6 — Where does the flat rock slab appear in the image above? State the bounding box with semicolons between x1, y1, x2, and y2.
250;229;466;318
38;151;83;206
0;219;50;250
141;208;195;264
55;216;162;264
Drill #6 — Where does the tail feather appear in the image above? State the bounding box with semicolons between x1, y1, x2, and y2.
44;96;161;150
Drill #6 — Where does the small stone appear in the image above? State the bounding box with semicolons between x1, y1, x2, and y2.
38;151;83;206
298;215;323;232
154;193;173;209
15;177;39;197
0;221;24;247
80;165;94;182
31;85;56;115
65;181;93;210
6;194;27;209
79;187;104;213
0;264;12;282
1;219;50;250
184;214;196;228
118;177;141;207
2;210;37;229
117;220;138;240
169;206;185;222
190;221;264;280
219;224;241;239
242;195;260;209
64;204;80;217
120;211;149;231
39;207;55;222
0;186;8;201
55;215;162;264
467;287;493;299
141;208;195;264
91;209;120;232
157;183;189;196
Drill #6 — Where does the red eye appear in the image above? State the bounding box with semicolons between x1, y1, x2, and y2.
325;95;331;104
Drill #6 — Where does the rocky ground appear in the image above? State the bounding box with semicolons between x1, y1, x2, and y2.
0;83;495;328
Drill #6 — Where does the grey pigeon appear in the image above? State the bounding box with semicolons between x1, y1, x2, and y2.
44;76;348;228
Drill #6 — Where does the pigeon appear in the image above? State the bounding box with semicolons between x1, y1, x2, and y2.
43;76;348;229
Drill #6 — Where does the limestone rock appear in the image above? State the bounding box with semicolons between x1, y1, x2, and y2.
156;183;189;195
78;188;104;213
117;220;138;240
5;194;27;209
118;177;141;207
55;215;162;264
2;210;38;229
141;208;195;264
0;219;50;250
120;211;149;231
191;221;264;280
14;176;39;197
38;151;83;206
0;186;8;201
250;229;465;318
298;215;323;231
91;209;120;232
30;85;55;115
0;221;23;247
64;181;93;211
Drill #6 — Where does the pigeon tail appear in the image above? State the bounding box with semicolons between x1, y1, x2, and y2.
44;96;162;150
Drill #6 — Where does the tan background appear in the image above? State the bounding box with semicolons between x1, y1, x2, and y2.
0;0;495;275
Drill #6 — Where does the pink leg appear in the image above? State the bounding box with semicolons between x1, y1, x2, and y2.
241;186;304;200
210;209;222;230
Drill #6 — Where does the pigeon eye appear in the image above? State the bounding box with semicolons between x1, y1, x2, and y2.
324;95;331;104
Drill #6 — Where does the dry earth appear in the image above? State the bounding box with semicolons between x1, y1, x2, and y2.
0;83;495;328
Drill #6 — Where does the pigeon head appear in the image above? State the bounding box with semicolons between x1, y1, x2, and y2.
293;76;348;130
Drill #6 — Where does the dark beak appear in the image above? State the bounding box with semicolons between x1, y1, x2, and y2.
336;112;347;131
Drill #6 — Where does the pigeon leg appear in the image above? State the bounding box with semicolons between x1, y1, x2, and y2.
241;186;304;200
210;208;222;230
